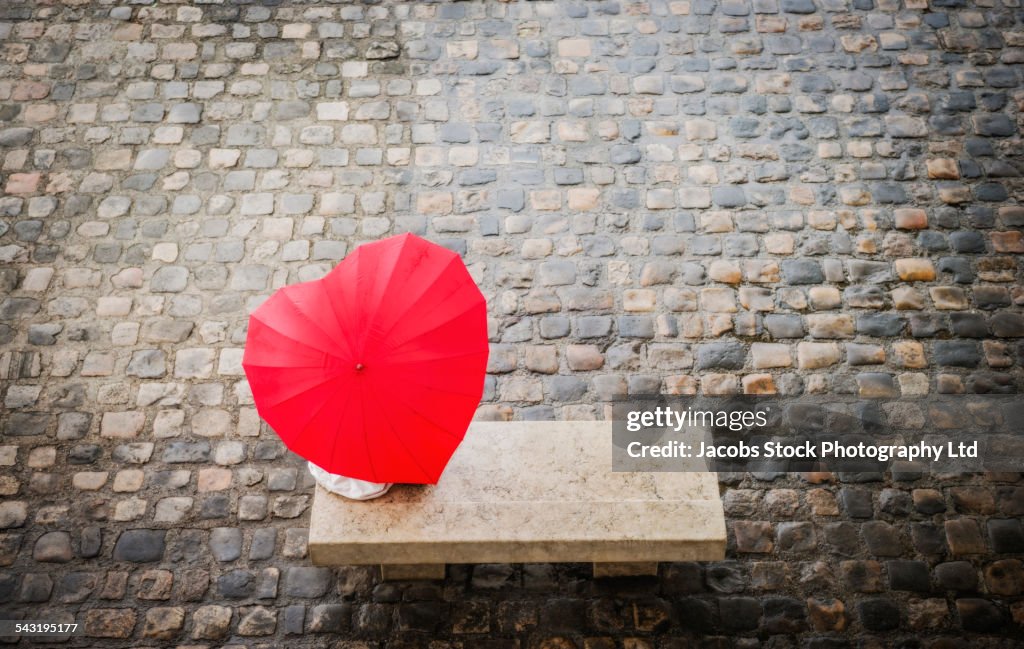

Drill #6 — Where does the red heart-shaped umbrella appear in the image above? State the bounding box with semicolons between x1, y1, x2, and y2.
242;233;489;484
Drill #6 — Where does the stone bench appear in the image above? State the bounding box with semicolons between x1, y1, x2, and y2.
309;421;726;580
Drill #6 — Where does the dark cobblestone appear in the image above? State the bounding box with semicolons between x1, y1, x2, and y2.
0;1;1021;646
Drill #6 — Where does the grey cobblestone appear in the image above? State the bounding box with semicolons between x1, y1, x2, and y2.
0;0;1022;644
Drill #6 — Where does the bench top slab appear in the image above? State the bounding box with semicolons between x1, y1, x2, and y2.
309;421;726;565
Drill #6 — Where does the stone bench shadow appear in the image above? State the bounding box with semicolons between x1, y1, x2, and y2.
308;421;726;580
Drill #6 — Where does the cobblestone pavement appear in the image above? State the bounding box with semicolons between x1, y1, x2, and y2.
1;0;1023;645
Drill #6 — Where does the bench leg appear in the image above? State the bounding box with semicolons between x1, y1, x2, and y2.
593;562;659;578
380;564;446;580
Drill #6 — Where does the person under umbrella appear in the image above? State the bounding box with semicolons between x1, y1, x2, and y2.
242;233;489;499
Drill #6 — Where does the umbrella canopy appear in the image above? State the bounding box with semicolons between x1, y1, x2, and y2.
242;233;489;484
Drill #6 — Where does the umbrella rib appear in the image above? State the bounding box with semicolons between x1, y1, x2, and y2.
356;376;378;482
366;379;434;482
277;290;353;361
323;383;354;477
242;362;334;371
360;233;413;346
256;370;345;409
381;348;489;367
270;377;344;450
372;255;465;344
388;397;467;442
385;370;487;400
353;245;381;353
387;302;485;354
317;274;360;362
393;374;485;399
250;313;346;361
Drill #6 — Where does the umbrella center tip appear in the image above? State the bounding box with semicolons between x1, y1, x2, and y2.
355;363;365;371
